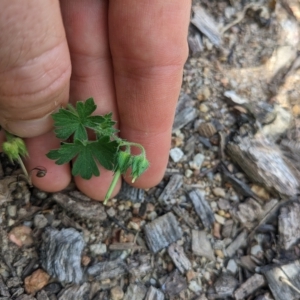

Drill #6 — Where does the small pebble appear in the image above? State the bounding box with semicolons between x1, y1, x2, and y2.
24;269;50;295
214;214;226;225
110;286;124;300
185;169;193;178
8;225;33;247
215;249;224;258
251;244;263;256
106;207;116;217
199;103;209;113
90;243;107;255
227;259;238;274
251;185;270;201
212;187;226;198
170;147;184;162
33;214;48;229
147;211;157;221
7;205;17;217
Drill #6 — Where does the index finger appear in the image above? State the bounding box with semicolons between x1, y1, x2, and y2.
109;0;190;188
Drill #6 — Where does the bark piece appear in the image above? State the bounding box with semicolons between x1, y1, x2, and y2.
227;137;299;197
234;274;266;300
173;107;198;132
191;6;222;46
57;283;90;300
188;34;203;55
225;230;248;257
192;230;215;261
87;259;127;281
52;193;107;221
0;275;10;297
231;199;263;230
36;290;49;300
145;286;165;300
168;243;191;274
144;212;182;253
41;227;85;284
262;260;300;300
278;201;300;250
123;284;147;300
117;181;145;203
160;270;188;297
172;206;197;228
158;174;183;205
188;189;215;229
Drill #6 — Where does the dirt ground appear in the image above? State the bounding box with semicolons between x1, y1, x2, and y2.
1;1;300;299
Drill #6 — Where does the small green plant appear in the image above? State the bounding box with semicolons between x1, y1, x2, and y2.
2;98;149;204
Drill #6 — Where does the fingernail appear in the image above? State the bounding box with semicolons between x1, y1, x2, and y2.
5;112;55;138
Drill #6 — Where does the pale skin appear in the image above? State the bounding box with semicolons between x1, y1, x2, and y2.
0;0;190;200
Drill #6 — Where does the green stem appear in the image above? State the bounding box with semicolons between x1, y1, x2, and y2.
120;141;146;156
4;130;14;142
104;169;121;205
17;156;30;184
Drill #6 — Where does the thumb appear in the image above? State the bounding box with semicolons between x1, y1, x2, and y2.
0;0;71;138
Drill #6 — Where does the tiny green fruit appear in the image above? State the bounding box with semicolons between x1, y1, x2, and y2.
2;141;19;162
117;151;132;174
131;154;149;183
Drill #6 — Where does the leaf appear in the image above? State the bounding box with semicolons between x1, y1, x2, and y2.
94;113;118;137
47;138;119;180
52;98;107;141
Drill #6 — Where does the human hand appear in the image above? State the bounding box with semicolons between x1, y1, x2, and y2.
0;0;190;200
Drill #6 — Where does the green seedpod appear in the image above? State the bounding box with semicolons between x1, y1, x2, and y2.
117;151;132;174
2;141;19;162
131;154;149;183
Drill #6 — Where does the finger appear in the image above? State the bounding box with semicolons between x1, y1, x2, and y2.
109;0;190;187
60;0;121;200
0;0;71;137
0;1;72;192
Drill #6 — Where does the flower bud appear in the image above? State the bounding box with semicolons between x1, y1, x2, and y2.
13;138;28;157
131;155;149;183
2;141;19;162
117;151;132;174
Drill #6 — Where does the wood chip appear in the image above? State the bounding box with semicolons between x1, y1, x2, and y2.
168;243;191;274
198;122;217;138
278;201;300;250
227;137;299;197
225;230;248;257
158;174;183;205
188;189;215;229
145;286;165;300
57;282;90;300
192;230;215;261
160;270;188;297
0;275;10;297
234;274;266;300
87;259;127;281
52;193;107;221
262;260;300;300
144;212;182;253
191;6;222;46
214;274;239;298
124;284;147;300
117;181;145;203
41;227;85;284
173;107;198;132
188;34;203;55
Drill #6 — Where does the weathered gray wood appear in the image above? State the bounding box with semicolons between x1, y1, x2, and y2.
87;259;127;281
52;193;107;221
36;290;49;300
262;260;300;300
191;6;221;46
172;107;198;132
172;206;197;228
225;230;248;257
188;34;203;55
192;230;215;261
158;174;183;205
145;286;165;300
144;212;182;253
168;243;191;274
188;189;215;229
227;137;299;197
278;202;300;250
57;283;90;300
234;274;266;300
213;274;239;298
160;270;188;297
117;181;145;203
41;227;85;284
0;275;10;297
123;284;147;300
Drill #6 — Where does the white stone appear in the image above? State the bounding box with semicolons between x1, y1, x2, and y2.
169;147;184;162
214;213;226;225
188;280;202;293
90;243;107;255
251;244;263;256
189;153;205;170
185;169;193;178
227;259;238;274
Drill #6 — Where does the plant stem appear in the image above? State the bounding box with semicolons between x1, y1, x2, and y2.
104;169;121;205
120;141;146;156
17;156;30;184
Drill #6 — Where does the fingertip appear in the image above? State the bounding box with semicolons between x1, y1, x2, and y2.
74;168;122;201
